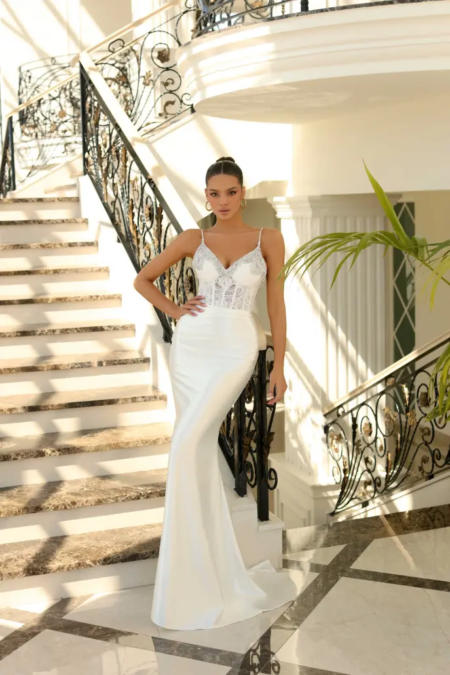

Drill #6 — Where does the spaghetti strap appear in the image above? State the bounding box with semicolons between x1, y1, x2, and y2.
257;228;263;248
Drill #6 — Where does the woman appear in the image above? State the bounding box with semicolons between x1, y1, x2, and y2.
133;157;298;630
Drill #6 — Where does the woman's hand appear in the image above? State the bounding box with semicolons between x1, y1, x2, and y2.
267;366;287;405
175;295;207;319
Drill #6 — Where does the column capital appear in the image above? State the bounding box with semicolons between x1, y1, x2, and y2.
269;194;403;219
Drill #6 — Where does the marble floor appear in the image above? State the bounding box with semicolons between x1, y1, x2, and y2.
1;504;450;674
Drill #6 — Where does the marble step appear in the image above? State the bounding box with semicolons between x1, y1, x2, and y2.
0;292;122;327
0;268;111;296
0;198;79;204
0;318;134;340
0;522;162;582
0;385;169;437
0;218;87;226
0;292;120;305
0;249;101;271
0;384;166;415
0;350;148;375
0;422;172;487
0;469;168;543
0;319;136;359
0;202;80;222
0;241;95;251
0;468;167;519
0;350;151;396
0;221;90;244
0;198;80;203
0;292;120;306
0;266;108;277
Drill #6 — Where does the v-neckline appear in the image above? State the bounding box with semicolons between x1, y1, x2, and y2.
200;240;261;272
196;230;264;272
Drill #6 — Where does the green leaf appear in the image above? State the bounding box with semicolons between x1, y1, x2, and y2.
363;163;411;248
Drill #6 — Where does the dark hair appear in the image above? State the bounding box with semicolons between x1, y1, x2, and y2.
205;156;244;186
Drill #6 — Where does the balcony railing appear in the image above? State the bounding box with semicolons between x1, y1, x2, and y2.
325;331;450;515
193;0;424;36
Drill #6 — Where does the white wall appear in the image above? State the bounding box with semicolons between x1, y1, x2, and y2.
292;95;450;197
148;112;293;224
0;0;132;114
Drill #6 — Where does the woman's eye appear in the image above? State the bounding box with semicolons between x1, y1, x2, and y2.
229;191;237;195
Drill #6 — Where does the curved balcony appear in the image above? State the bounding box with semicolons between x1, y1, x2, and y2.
180;0;450;123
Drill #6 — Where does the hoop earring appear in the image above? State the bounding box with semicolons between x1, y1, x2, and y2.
205;201;212;212
241;198;247;210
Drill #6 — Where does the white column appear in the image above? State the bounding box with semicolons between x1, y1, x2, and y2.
270;194;394;484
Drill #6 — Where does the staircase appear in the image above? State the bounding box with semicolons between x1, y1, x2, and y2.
0;194;174;608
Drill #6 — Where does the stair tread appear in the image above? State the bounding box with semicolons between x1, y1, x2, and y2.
0;468;167;518
0;350;149;374
0;421;172;462
0;318;135;338
0;291;120;305
0;384;166;414
0;522;162;580
0;197;79;204
0;218;87;225
0;241;96;250
0;266;109;276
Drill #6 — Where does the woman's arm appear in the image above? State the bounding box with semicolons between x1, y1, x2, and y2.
133;228;206;319
263;229;287;405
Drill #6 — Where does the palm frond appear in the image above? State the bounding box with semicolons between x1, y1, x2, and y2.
428;344;450;421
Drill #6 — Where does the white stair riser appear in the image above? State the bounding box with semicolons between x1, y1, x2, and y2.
0;444;170;488
0;559;158;609
0;249;99;270
0;300;122;326
0;275;111;295
0;363;150;396
0;206;81;220
0;334;136;359
0;225;89;244
1;498;166;544
0;400;169;437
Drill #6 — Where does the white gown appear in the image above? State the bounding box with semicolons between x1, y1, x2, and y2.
151;227;299;630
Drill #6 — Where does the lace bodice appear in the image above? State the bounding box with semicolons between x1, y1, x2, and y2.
192;228;267;312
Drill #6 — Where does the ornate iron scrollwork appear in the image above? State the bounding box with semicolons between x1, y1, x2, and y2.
325;349;450;515
96;1;196;136
80;65;196;343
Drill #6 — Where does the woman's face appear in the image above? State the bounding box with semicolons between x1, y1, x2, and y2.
205;174;245;220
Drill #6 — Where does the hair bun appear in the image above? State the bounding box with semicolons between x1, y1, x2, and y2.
216;156;235;163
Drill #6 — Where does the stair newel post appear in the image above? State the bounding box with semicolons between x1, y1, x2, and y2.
257;349;269;522
7;117;16;193
234;393;247;497
79;66;88;176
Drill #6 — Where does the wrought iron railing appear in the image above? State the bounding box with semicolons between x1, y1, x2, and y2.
18;56;77;106
194;0;307;36
193;0;414;36
0;118;16;198
80;60;277;519
0;75;82;195
325;331;450;515
220;342;278;520
93;1;196;136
